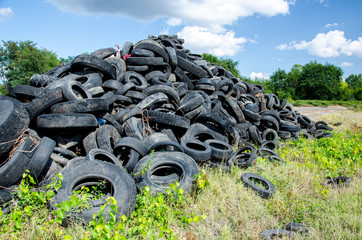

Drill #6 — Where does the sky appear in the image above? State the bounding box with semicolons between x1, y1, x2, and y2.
1;0;361;79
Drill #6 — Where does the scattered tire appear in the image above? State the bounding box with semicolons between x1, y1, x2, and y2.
241;172;276;199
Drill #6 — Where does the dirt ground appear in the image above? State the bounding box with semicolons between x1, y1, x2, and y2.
294;105;349;120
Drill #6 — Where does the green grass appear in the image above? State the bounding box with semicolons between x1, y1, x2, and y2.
289;99;362;111
0;110;361;239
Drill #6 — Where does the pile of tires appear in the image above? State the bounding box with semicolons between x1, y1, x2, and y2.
0;34;334;223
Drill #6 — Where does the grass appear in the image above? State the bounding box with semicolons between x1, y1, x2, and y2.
0;109;361;239
289;99;362;111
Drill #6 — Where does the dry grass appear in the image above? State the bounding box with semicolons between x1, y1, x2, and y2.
1;109;361;240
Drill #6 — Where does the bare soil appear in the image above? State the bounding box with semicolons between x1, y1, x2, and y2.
294;105;349;120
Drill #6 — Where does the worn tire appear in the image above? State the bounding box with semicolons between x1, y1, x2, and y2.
133;151;199;194
241;172;276;199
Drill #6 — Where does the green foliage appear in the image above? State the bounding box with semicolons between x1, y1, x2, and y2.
0;40;60;88
270;61;347;100
125;183;206;239
0;170;205;240
279;132;361;178
345;74;362;89
297;61;343;100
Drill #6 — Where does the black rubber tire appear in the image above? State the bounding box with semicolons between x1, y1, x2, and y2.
61;80;92;101
260;115;280;132
0;100;30;158
131;48;155;57
85;148;122;169
98;112;123;135
82;131;98;155
280;120;300;132
133;151;199;194
181;139;212;163
174;66;194;90
145;133;184;153
71;54;116;79
13;84;42;100
262;129;279;142
223;97;246;123
144;84;180;107
0;137;35;187
229;142;257;168
177;56;208;78
26;87;64;120
53;147;77;159
316;132;333;139
242;108;262;122
27;137;56;183
322;176;351;188
126;65;149;72
297;115;314;129
181;123;228;143
249;125;263;145
105;56;127;81
102;80;122;92
125;56;164;66
136;92;169;110
92;47;117;59
122;71;148;91
241;172;276;199
121;42;133;58
147;110;190;129
30;74;58;87
178;92;204;113
260;140;278;151
113;137;148;157
37;113;98;130
0;185;17;204
50;160;136;224
285;222;309;234
260;229;295;240
50;98;109;114
123;117;155;140
96;125;121;153
205;139;233;162
48;61;72;78
134;39;169;63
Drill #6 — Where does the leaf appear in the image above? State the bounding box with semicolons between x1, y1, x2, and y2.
63;235;72;240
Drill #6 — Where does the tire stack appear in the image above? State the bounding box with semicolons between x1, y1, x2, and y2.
0;34;334;223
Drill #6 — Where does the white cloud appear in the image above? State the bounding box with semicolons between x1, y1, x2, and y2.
277;30;362;58
178;26;248;56
325;22;338;28
166;18;182;27
250;72;270;80
341;62;353;67
0;7;14;21
46;0;291;29
47;0;291;56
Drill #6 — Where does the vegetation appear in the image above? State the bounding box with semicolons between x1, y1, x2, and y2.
0;109;361;239
0;40;60;94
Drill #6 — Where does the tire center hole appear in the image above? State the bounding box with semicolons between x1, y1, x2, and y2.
72;177;113;200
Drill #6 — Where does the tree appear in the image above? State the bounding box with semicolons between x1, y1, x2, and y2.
296;61;343;100
0;40;60;88
344;74;362;100
345;74;362;89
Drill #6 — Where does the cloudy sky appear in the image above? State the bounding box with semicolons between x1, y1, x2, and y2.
1;0;361;79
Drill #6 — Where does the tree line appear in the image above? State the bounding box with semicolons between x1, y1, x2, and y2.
203;53;361;101
1;41;361;100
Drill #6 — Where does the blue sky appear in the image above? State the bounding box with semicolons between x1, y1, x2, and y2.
1;0;361;79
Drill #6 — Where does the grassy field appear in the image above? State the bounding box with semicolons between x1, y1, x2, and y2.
289;99;362;111
0;110;361;240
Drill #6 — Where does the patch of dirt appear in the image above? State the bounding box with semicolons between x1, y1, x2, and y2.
294;105;349;120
